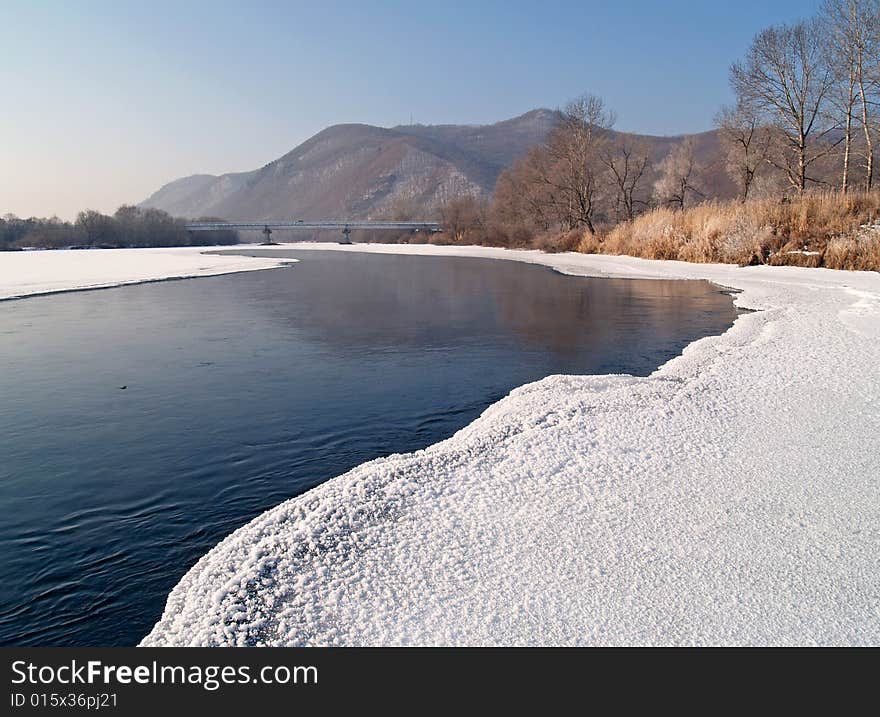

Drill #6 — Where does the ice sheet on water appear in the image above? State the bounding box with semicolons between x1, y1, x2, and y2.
0;246;288;301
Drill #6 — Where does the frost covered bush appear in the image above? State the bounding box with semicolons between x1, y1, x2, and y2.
720;209;776;265
825;230;880;270
601;208;682;259
533;229;585;253
593;191;880;270
447;188;880;271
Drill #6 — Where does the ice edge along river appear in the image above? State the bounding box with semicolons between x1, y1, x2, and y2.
3;244;878;645
0;246;292;301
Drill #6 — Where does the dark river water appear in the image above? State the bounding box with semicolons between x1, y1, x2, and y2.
0;250;738;646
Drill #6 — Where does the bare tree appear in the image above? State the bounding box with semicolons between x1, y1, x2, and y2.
854;1;880;188
75;209;113;245
493;147;557;232
492;93;640;235
539;94;615;232
730;19;839;193
823;1;861;191
601;133;651;221
715;103;774;201
822;0;880;189
439;195;485;243
114;205;143;246
653;138;704;210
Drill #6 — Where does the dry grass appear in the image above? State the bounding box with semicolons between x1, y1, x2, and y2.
533;229;583;253
574;191;880;271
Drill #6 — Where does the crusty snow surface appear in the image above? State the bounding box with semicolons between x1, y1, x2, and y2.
0;246;288;300
22;243;874;646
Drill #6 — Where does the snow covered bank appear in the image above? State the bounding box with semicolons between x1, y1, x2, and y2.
134;245;877;645
0;246;289;301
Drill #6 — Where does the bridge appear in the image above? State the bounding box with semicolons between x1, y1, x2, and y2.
184;220;442;244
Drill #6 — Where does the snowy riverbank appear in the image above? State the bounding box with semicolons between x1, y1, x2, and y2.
0;246;290;301
8;243;877;644
135;244;879;645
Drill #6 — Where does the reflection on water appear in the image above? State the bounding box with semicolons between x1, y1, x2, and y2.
0;251;737;646
225;250;732;369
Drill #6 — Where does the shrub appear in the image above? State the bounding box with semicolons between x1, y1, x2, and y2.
595;191;880;271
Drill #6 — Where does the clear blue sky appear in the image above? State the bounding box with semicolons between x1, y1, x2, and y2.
1;0;821;219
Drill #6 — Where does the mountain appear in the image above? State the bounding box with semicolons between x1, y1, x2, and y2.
140;109;558;221
140;110;734;221
139;173;254;219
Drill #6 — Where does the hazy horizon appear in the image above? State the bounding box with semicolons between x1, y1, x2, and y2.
3;0;820;220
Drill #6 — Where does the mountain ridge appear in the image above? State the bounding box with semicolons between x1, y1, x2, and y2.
141;110;730;220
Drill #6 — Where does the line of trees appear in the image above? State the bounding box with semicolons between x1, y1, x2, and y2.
492;95;647;236
432;0;880;248
443;94;711;247
0;206;238;251
721;0;880;199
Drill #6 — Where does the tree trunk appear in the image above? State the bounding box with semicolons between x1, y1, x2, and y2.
798;135;807;193
842;58;857;194
858;54;874;190
742;167;753;202
843;107;852;193
860;88;873;189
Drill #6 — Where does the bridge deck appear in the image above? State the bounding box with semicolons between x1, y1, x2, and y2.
185;221;441;232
